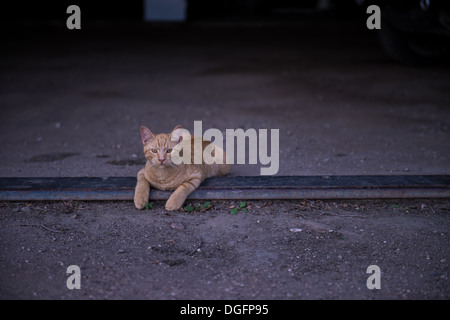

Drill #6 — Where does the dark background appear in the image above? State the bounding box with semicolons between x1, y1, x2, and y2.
1;1;361;22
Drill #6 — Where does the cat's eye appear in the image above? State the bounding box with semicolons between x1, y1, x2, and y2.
151;148;157;153
166;148;172;153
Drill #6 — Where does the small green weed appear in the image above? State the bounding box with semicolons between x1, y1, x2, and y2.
184;201;213;213
391;204;410;211
231;202;248;215
144;202;154;210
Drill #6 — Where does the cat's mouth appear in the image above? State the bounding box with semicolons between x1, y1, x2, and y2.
154;161;174;168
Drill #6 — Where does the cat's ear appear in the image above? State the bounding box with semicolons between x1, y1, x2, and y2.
170;125;184;143
140;126;155;145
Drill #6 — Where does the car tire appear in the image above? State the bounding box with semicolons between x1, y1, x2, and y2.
377;17;449;65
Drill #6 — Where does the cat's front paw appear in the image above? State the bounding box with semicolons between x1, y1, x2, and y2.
134;197;148;210
165;198;183;211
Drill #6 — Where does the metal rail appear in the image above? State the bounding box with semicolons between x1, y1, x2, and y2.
0;175;449;201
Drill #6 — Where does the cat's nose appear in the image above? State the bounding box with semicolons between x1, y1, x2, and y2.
159;159;165;164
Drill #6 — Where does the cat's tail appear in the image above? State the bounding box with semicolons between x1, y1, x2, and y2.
219;148;231;176
219;163;231;176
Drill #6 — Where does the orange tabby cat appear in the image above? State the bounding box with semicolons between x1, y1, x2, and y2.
134;125;230;210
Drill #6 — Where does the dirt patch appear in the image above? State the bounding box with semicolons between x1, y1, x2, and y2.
0;199;448;299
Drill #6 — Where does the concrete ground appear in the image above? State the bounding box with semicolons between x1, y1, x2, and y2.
0;16;449;301
0;18;449;177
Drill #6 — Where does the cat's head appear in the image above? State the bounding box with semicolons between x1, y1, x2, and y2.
140;125;184;168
